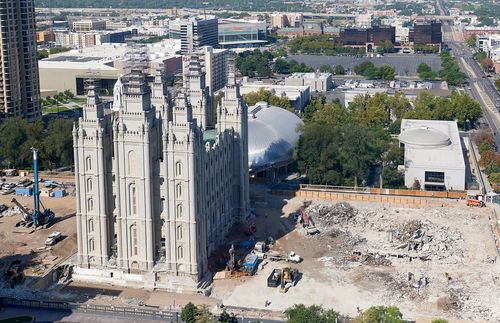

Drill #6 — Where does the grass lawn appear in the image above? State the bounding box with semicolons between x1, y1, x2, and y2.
42;106;70;114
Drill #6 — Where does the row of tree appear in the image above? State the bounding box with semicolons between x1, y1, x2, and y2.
353;61;395;80
476;129;500;192
439;51;467;86
288;35;366;56
0;118;74;170
42;90;76;107
181;302;450;323
273;59;315;74
38;46;72;60
296;90;482;187
243;88;294;112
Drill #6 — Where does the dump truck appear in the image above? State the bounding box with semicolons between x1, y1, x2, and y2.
267;268;281;288
298;204;319;235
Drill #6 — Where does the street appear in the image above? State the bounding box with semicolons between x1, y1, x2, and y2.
443;22;500;147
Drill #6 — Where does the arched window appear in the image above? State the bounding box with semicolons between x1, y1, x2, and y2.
177;204;183;218
176;161;182;176
128;151;136;176
177;225;183;240
177;245;184;259
176;183;182;198
87;198;94;212
131;225;138;256
86;177;93;193
86;156;92;171
88;219;94;232
129;184;137;215
89;238;95;252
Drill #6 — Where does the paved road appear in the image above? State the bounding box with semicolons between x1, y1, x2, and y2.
443;22;500;148
287;54;442;76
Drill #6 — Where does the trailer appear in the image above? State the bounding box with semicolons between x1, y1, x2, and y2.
15;187;32;196
267;268;281;288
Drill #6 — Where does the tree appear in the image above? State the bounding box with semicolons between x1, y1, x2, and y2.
417;63;437;80
195;304;212;323
273;58;289;74
431;319;448;323
466;35;476;47
218;310;237;323
334;64;345;75
353;306;404;323
480;58;494;71
243;88;294;112
181;302;198;323
38;50;49;60
285;304;340;323
376;40;394;54
319;64;334;74
496;78;500;91
412;179;421;190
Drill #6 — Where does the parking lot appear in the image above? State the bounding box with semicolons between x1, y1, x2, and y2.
288;53;442;76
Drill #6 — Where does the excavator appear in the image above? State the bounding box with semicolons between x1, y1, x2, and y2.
12;148;55;228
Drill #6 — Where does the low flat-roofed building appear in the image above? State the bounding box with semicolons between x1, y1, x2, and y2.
239;81;311;112
398;119;465;191
285;72;333;92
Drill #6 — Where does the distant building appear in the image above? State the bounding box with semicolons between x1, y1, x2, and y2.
0;0;41;121
398;119;465;191
409;21;442;44
464;26;500;38
239;81;310;112
37;29;55;45
356;14;373;28
72;19;107;32
218;19;267;48
53;30;135;48
270;13;303;29
197;46;232;94
338;26;395;49
285;72;334;92
178;17;219;54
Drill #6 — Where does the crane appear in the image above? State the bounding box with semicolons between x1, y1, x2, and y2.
11;148;55;227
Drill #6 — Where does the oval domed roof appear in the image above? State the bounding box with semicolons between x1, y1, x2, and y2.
398;126;451;148
248;102;303;170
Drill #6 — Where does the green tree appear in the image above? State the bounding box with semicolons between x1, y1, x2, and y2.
466;35;476;47
38;50;49;60
243;88;294;112
334;64;346;75
376;40;394;54
41;119;74;170
285;304;340;323
319;64;334;73
496;78;500;90
195;305;212;323
273;58;289;74
417;63;437;80
181;302;198;323
218;310;237;323
353;306;404;323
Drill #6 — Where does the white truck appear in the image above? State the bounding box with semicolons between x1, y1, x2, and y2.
45;231;62;246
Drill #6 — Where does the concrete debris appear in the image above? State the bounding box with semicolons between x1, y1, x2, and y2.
0;206;21;217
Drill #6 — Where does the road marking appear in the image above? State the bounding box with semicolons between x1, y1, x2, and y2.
473;82;500;127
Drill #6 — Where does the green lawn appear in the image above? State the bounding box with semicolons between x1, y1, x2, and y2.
42;106;70;113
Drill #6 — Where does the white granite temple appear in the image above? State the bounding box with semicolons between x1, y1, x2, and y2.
72;54;250;290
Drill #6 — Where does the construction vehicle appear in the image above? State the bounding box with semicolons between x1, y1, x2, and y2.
280;267;299;293
45;231;62;246
242;254;259;275
268;251;303;263
298;202;319;235
466;194;485;207
267;268;281;287
12;148;55;227
252;241;267;259
44;180;64;189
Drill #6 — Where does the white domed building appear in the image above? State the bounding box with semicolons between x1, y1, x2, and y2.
398;119;466;191
247;102;303;180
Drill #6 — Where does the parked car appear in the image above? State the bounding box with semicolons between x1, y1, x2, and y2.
45;232;62;246
2;183;16;190
0;204;7;213
17;179;32;187
1;189;14;195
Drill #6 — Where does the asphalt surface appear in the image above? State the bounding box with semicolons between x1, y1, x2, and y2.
443;22;500;148
287;54;442;76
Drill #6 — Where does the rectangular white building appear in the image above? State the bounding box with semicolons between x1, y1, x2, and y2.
285;72;334;92
399;119;466;191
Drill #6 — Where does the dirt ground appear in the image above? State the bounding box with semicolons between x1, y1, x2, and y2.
0;183;76;282
211;186;500;322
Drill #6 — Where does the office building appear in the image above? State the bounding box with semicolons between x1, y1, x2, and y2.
179;17;218;54
195;46;231;94
72;55;250;290
270;13;303;29
285;72;334;92
409;21;442;45
72;19;107;32
0;0;41;120
398;119;465;191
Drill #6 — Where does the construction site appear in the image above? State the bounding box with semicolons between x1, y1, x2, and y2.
0;168;499;322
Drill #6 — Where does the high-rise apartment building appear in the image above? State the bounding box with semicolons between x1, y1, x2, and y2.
180;17;218;54
0;0;41;120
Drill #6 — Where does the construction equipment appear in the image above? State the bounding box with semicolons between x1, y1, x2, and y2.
252;241;267;259
268;251;303;263
12;148;55;227
44;180;64;189
466;194;485;207
298;202;319;235
242;254;259;275
267;268;281;287
280;267;299;293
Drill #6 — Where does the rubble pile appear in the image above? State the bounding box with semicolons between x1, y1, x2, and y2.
0;206;21;217
390;220;464;260
306;202;358;235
